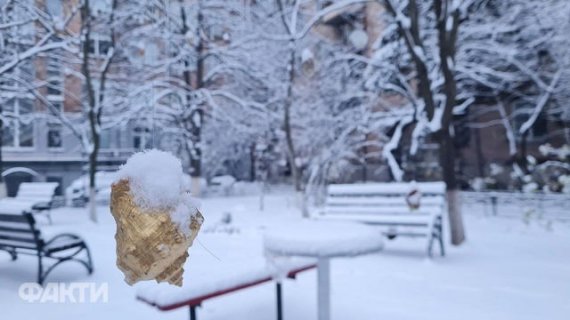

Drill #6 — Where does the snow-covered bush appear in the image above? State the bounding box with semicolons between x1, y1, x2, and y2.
559;175;570;194
209;175;237;196
522;182;539;193
539;144;570;161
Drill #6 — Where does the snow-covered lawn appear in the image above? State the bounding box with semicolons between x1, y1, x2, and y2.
1;193;569;320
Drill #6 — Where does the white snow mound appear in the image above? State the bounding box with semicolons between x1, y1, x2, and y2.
115;149;199;235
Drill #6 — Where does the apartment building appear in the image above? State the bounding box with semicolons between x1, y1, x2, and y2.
0;0;152;196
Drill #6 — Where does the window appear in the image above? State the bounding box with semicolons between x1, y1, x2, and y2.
100;129;111;149
2;122;15;147
49;100;63;113
531;115;548;138
46;0;62;17
87;39;96;55
514;112;548;140
133;127;152;150
46;56;64;99
47;124;63;149
2;57;34;88
144;42;159;65
2;98;35;149
98;40;112;56
84;35;112;57
91;0;112;16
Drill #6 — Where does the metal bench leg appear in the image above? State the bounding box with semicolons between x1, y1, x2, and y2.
38;253;44;285
189;306;197;320
9;249;17;261
47;210;53;225
85;243;94;274
276;282;283;320
438;225;445;257
427;235;434;258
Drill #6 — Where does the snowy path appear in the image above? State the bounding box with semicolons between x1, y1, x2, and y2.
1;194;569;320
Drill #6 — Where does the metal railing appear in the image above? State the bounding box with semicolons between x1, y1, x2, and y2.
461;191;570;221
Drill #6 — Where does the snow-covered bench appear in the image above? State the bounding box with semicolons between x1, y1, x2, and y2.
317;182;446;257
137;259;316;320
0;182;59;224
0;211;93;284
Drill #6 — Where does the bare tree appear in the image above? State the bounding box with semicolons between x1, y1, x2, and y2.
39;0;133;222
271;0;371;194
378;0;470;244
0;0;73;193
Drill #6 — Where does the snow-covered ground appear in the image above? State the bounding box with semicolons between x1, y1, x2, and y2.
1;193;569;320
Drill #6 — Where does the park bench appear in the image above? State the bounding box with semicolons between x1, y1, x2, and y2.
0;182;59;224
0;212;93;285
317;182;446;257
137;259;316;320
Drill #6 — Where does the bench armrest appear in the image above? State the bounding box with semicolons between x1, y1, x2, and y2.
44;233;82;247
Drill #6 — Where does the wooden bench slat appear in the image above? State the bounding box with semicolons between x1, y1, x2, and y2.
0;228;37;239
321;213;433;226
319;182;446;257
326;196;445;206
383;231;430;237
0;225;36;234
0;182;58;224
328;182;446;195
0;234;38;244
17;183;58;191
0;213;32;223
0;242;38;250
324;205;440;215
0;211;93;284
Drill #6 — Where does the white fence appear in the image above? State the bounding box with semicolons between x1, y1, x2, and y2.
461;191;570;221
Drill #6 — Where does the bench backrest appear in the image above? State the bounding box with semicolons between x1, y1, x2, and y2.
15;182;59;203
324;182;446;216
0;213;42;251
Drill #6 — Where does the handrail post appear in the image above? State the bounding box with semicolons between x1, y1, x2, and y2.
189;306;197;320
276;282;283;320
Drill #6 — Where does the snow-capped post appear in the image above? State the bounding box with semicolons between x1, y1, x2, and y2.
381;0;467;245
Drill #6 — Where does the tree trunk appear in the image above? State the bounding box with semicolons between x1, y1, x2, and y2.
87;90;100;223
474;126;485;177
284;40;301;192
0;104;3;184
516;131;529;175
384;0;466;245
88;187;97;223
446;189;463;244
275;0;302;193
0;110;5;198
88;137;99;223
437;130;466;245
82;0;99;223
250;143;256;182
180;0;204;197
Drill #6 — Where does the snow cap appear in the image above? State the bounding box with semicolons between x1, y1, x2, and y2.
116;149;186;210
116;149;200;236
